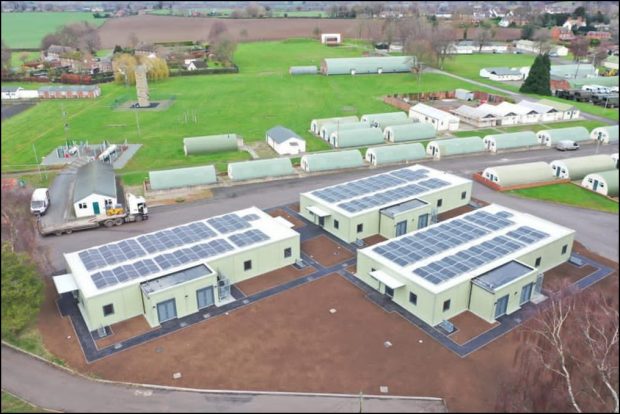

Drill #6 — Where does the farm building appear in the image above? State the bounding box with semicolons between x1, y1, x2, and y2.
73;161;117;218
266;126;306;155
329;128;384;148
365;143;427;166
581;170;619;197
384;123;436;142
518;100;564;122
361;112;409;128
482;162;554;187
356;204;575;326
321;33;342;45
409;103;460;131
310;116;359;135
149;166;217;191
300;150;364;172
550;155;617;180
38;85;101;99
289;66;318;75
426;137;485;160
483;131;540;152
319;121;369;141
185;60;206;71
227;158;294;181
590;125;619;144
536;99;581;120
451;105;498;128
536;127;591;147
183;134;238;155
320;56;416;76
300;165;472;243
54;207;300;330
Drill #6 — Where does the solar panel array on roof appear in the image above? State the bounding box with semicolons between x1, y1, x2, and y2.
153;238;234;271
243;214;260;221
79;239;147;271
462;210;514;231
137;222;216;255
229;229;269;248
91;259;160;289
207;214;251;234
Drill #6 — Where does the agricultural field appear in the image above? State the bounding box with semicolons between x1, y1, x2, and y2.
1;12;106;48
508;183;619;214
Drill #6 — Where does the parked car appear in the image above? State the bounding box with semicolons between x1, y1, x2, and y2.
30;188;50;215
556;140;580;151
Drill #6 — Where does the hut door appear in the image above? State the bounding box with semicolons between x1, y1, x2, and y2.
593;180;599;191
369;153;375;164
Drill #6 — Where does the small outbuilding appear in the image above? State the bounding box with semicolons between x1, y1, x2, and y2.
321;33;342;45
590;125;619;144
73;161;117;218
426;137;485;159
330;128;384;148
183;134;239;156
289;66;318;75
581;170;619;197
361;112;409;128
365;143;426;166
384;123;436;142
409;103;460;131
310;116;359;135
320;121;369;140
320;56;416;75
149;165;217;190
266;126;306;155
300;150;363;172
550;154;617;180
537;99;580;120
536;126;591;147
483;131;539;152
455;88;475;101
482;162;554;187
227;158;294;181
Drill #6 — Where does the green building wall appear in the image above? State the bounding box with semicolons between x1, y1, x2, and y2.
228;158;294;181
183;134;238;155
300;150;364;172
333;128;385;148
366;143;427;166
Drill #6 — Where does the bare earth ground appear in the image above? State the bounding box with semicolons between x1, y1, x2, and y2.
362;234;387;247
301;235;355;267
288;202;300;212
267;208;306;229
448;311;498;346
95;316;155;349
235;264;316;296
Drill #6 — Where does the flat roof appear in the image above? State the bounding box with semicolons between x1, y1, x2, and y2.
140;264;214;295
472;260;535;292
410;103;459;121
381;199;428;218
302;165;471;218
359;204;574;294
65;207;299;298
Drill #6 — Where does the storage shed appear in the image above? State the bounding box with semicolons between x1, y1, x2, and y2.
455;89;475;101
550;154;617;180
409;103;460;131
365;143;427;166
227;158;294;181
149;165;217;190
361;112;409;128
590;125;619;144
384;123;436;142
300;150;363;172
482;162;554;187
581;170;619;197
310;116;359;135
330;128;384;148
73;161;117;218
289;66;318;75
183;134;238;156
266;126;306;155
483;131;539;152
320;56;416;75
536;126;591;147
320;121;369;141
426;137;485;159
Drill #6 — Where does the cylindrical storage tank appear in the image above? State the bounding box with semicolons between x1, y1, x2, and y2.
183;134;238;156
227;158;294;181
300;150;364;172
482;162;554;187
384;123;436;142
289;66;318;75
365;143;426;166
149;165;217;190
310;116;359;135
581;170;619;196
320;121;370;140
426;137;485;159
590;125;619;144
332;128;384;148
536;126;590;146
549;154;617;180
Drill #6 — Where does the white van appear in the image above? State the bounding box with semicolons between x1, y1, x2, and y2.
556;140;580;151
30;188;50;215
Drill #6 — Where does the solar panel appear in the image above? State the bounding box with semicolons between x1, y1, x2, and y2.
505;226;549;244
389;168;429;181
312;172;406;203
207;214;251;234
243;214;260;221
417;178;450;190
229;229;270;248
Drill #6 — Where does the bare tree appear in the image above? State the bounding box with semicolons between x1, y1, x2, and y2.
211;34;237;65
533;28;552;55
477;26;492;52
430;26;456;69
208;21;228;42
1;40;12;72
312;26;321;39
245;2;265;18
127;32;139;49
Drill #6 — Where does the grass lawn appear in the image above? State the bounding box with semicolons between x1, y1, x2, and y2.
508;183;619;214
10;51;40;69
1;391;49;413
1;12;107;49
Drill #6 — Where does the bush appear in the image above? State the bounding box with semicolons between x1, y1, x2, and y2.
170;65;239;76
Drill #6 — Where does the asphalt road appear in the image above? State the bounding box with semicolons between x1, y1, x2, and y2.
1;345;447;413
38;143;618;270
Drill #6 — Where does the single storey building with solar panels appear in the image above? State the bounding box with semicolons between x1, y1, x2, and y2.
320;121;369;141
536;126;590;147
310;116;359;135
73;161;118;218
426;137;485;159
550;154;617;180
590;125;619;144
356;204;575;326
299;165;472;243
54;207;300;331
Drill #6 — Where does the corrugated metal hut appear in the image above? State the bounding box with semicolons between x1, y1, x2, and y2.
536;126;590;146
581;170;619;197
320;56;416;75
550;154;617;180
183;134;238;156
149;165;217;190
365;143;427;166
384;123;436;142
330;128;384;148
482;162;554;187
483;131;539;152
590;125;619;144
300;150;364;172
360;112;409;128
289;66;318;75
319;121;370;140
426;137;485;159
310;116;359;135
227;158;294;181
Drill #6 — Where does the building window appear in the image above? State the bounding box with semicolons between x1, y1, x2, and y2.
357;223;363;233
535;257;542;267
78;203;87;209
284;247;292;258
561;244;567;255
103;304;114;316
244;260;252;271
409;292;417;305
461;191;467;200
385;286;394;298
443;299;451;312
334;219;339;229
437;199;443;207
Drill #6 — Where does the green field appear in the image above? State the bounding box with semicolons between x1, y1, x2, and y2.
2;39;511;183
1;12;106;48
509;183;619;214
1;391;47;413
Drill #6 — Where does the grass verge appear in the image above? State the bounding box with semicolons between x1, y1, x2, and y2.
508;183;619;214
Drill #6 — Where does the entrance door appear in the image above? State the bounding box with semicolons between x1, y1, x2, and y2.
417;214;429;229
520;283;534;305
593;180;599;191
395;220;407;237
369;153;375;164
92;202;100;215
156;298;177;323
494;295;509;319
384;286;394;298
196;286;214;309
318;216;325;227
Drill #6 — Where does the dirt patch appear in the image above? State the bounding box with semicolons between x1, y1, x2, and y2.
448;311;498;345
362;234;387;247
95;316;155;349
346;264;357;274
471;197;490;207
288;202;300;212
301;235;354;267
235;265;316;296
437;205;476;222
268;208;305;229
